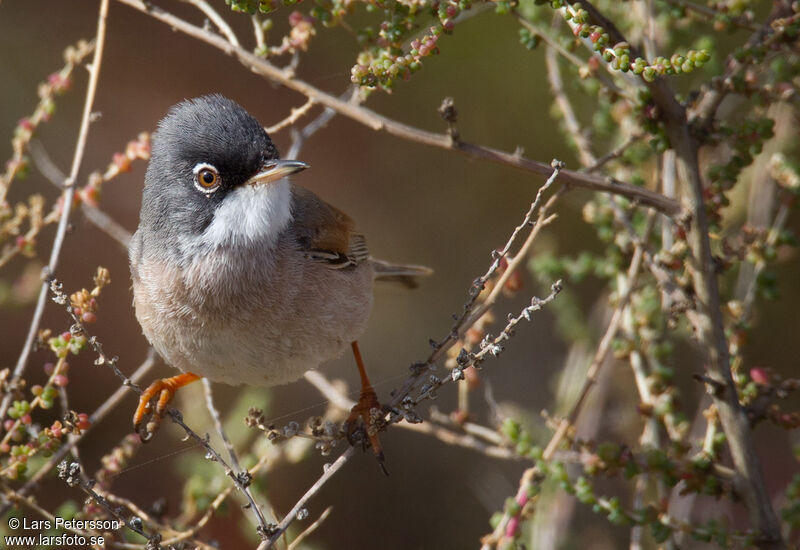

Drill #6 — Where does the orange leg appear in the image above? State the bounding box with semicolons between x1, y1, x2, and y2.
344;341;388;474
133;372;200;441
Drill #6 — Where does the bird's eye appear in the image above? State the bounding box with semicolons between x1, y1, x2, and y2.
193;163;220;193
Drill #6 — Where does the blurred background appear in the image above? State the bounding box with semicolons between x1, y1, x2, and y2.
1;1;798;549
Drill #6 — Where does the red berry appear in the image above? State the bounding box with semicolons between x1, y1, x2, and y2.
749;368;770;385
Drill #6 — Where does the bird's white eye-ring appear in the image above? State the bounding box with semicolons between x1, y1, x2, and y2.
193;163;221;194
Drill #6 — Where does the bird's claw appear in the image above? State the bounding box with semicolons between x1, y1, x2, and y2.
344;388;389;475
132;372;200;442
133;381;172;442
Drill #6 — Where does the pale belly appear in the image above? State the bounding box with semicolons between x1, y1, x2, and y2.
131;238;374;387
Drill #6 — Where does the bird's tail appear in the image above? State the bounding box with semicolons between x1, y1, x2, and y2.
370;258;433;289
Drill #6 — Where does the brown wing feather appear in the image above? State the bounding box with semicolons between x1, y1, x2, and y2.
290;185;368;267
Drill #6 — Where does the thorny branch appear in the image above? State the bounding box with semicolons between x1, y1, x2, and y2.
388;161;564;413
57;460;156;545
262;163;565;544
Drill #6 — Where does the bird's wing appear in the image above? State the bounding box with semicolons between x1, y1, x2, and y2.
289;185;369;269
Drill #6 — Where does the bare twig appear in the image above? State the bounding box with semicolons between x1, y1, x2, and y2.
584;133;644;174
287;506;332;550
151;453;273;549
252;13;266;53
543;244;644;458
266;97;316;134
262;447;355;549
399;420;517;460
80;203;133;247
545;45;597;168
201;378;271;535
181;0;240;47
28;138;134;248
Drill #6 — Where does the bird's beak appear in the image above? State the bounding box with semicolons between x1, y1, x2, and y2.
245;159;309;187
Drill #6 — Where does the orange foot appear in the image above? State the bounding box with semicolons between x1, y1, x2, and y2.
133;372;200;442
344;342;388;475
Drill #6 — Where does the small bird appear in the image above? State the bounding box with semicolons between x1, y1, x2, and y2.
129;94;430;466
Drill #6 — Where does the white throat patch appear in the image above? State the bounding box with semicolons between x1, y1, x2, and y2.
202;180;293;248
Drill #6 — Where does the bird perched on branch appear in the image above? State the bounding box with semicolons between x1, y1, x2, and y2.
129;94;430;468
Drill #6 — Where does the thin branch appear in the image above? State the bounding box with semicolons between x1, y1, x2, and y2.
303;371;356;411
545;44;597;168
29;138;134;248
252;13;266;52
57;461;153;544
287;506;332;550
80;203;133;247
303;370;517;460
286;87;359;159
151;453;272;548
399;420;517;460
201;378;270;535
181;0;240;47
543;243;644;458
390;163;564;411
661;0;759;31
114;0;682;217
2;0;109;423
266;97;316;134
584;133;644;174
202;379;242;472
262;447;355;549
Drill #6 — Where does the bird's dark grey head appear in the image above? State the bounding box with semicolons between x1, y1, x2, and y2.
139;94;280;240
